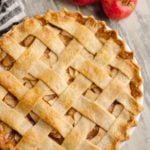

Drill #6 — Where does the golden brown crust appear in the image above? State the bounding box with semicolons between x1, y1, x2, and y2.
0;9;143;150
58;8;143;98
43;8;143;98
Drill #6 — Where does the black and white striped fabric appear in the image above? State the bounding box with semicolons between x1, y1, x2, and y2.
0;0;26;35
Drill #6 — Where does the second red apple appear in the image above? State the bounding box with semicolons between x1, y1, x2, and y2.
101;0;137;20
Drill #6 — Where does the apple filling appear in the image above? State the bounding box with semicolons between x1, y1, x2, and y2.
0;122;21;149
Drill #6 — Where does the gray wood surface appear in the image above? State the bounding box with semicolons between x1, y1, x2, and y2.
22;0;150;149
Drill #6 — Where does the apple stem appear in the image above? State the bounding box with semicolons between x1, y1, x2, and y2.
127;2;130;5
121;0;130;5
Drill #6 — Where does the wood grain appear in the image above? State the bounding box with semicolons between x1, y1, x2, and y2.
17;0;150;149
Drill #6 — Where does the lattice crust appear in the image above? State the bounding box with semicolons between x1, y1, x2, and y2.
0;9;143;150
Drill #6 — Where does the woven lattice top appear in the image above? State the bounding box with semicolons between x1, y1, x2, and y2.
0;9;143;150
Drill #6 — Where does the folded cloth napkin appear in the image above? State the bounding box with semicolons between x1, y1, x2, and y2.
0;0;26;35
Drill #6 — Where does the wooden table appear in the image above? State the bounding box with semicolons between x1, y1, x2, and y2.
22;0;150;149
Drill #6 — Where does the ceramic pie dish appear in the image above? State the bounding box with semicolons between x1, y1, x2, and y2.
0;9;143;150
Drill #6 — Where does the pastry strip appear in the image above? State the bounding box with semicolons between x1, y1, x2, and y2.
54;39;83;73
111;58;135;79
33;25;65;55
72;55;111;89
0;100;32;135
16;120;52;149
117;93;143;115
10;39;46;80
1;34;25;59
33;99;72;137
0;71;28;99
94;38;121;67
45;11;102;54
12;18;41;42
15;81;49;115
96;73;130;109
30;60;67;95
73;96;115;130
52;74;91;114
40;137;65;150
77;140;102;150
62;117;95;150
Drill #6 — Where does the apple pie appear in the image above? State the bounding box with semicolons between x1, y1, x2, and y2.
0;9;143;150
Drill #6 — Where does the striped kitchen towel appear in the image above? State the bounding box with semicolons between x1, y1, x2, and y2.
0;0;26;35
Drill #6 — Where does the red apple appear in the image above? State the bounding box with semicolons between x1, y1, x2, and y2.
101;0;137;20
71;0;97;6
